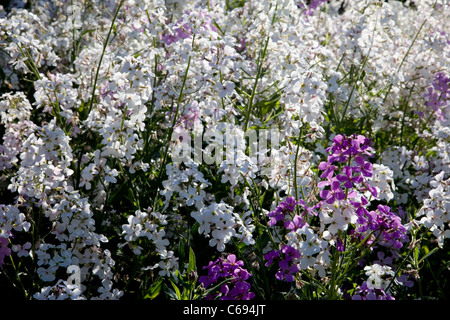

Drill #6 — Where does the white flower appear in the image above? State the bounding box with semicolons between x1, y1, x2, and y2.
157;251;178;277
215;80;235;98
221;163;241;186
364;264;395;290
367;164;396;202
104;166;119;184
191;201;243;252
319;211;348;235
179;186;203;206
79;163;98;190
209;237;227;252
37;266;58;282
12;241;32;257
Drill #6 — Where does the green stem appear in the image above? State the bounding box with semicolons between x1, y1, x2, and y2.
338;13;377;129
383;18;427;105
153;37;194;208
293;125;304;202
334;231;379;286
327;247;341;299
7;250;29;299
339;53;370;129
85;0;124;120
244;36;270;132
400;83;415;147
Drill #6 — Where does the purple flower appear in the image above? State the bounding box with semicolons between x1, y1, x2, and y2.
265;246;301;283
354;156;373;178
162;10;217;45
229;280;252;298
281;245;301;261
317;176;337;189
280;196;299;211
268;207;284;227
319;186;346;204
375;205;408;249
396;274;415;288
374;251;393;267
220;283;230;296
423;72;449;120
199;259;222;287
298;0;328;16
235;267;252;282
275;260;300;282
414;110;425;117
223;254;243;270
264;250;280;267
318;134;376;206
351;281;395;300
0;237;12;269
297;199;320;216
355;206;369;227
353;204;407;250
268;197;300;227
284;215;306;231
336;166;363;189
199;254;254;300
326;135;349;164
336;238;345;252
433;72;450;95
318;161;337;179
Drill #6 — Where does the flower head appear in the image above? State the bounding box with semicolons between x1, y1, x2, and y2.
199;254;254;300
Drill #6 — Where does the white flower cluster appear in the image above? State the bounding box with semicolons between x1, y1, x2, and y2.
0;104;121;298
263;145;314;196
191;201;255;252
160;161;210;209
121;208;179;277
364;264;395;290
320;200;358;237
286;224;330;278
33;279;84;300
416;172;450;248
0;204;30;237
368;164;396;202
0;92;36;171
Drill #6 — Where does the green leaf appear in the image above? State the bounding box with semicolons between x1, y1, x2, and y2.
191;222;199;235
199;278;232;299
418;247;439;265
414;246;420;264
144;278;163;300
164;284;179;300
188;247;197;274
178;240;186;269
170;280;182;300
259;232;270;251
81;29;96;36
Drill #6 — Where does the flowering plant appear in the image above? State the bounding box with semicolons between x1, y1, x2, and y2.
0;0;449;301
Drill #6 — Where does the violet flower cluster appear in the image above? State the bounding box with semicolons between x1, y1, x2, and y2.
262;134;409;294
351;281;394;300
264;245;301;282
318;133;376;203
422;72;449;121
318;134;408;250
267;196;309;230
298;0;328;16
199;254;255;300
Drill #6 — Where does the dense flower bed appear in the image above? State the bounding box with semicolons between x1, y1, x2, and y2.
0;0;449;300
